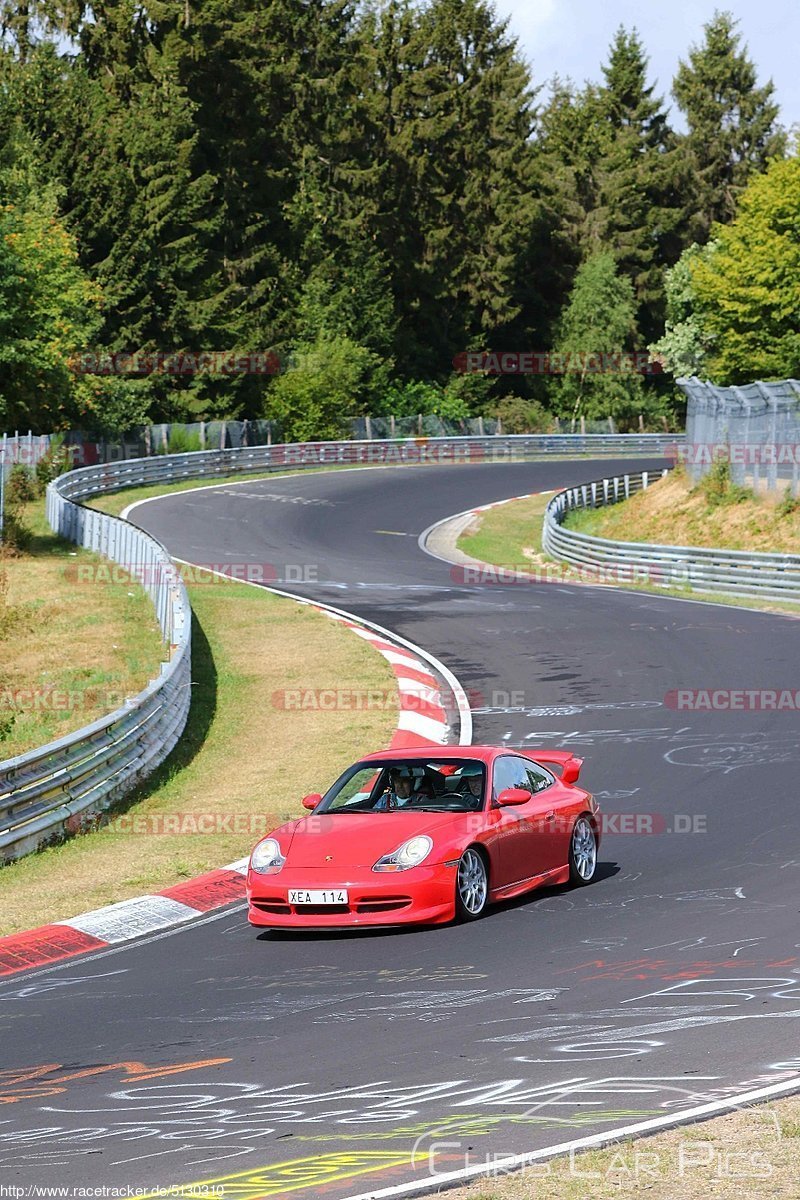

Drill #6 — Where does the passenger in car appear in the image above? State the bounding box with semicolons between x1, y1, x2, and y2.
454;763;484;807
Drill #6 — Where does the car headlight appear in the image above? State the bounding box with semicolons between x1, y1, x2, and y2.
373;835;433;873
250;837;286;874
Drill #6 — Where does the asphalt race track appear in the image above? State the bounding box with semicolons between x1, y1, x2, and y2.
3;457;800;1199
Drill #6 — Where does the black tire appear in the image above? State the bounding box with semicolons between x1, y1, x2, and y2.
568;816;598;886
455;847;489;921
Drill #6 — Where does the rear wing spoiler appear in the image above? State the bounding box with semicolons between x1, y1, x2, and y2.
530;750;583;783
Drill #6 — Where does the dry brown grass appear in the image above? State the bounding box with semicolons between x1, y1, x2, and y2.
0;572;396;932
0;502;164;756
456;484;800;615
568;469;800;553
444;1095;800;1199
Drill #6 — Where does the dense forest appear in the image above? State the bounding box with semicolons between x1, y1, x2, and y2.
0;2;794;438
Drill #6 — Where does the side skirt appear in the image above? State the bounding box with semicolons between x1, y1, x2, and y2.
490;864;570;901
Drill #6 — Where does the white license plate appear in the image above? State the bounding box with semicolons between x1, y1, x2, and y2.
289;889;348;906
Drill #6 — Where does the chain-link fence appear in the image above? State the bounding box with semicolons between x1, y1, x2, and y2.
349;415;623;438
678;377;800;495
1;412;634;470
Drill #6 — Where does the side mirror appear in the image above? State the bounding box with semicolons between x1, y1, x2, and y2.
561;758;582;785
497;786;531;806
302;793;323;811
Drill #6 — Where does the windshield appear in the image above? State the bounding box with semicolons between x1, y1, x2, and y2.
317;759;487;814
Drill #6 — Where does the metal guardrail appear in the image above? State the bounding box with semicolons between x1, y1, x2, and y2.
0;432;676;863
0;489;190;862
50;433;679;499
543;470;800;603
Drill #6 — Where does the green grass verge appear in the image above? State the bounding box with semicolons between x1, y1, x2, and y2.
458;493;550;568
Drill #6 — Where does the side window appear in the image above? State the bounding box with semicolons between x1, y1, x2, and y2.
492;756;532;802
524;762;555;794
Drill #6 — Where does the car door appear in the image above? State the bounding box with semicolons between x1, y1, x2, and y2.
489;755;553;888
520;757;567;874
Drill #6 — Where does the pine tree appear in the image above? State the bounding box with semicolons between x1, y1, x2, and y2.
0;0;66;62
365;0;540;378
593;28;689;341
672;11;785;238
283;0;397;378
529;80;606;348
23;30;226;420
533;34;690;347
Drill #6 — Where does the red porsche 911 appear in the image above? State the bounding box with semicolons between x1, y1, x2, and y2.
246;746;601;929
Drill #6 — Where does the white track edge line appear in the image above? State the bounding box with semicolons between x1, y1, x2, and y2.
417;491;799;618
118;463;441;520
340;1074;800;1200
169;558;473;744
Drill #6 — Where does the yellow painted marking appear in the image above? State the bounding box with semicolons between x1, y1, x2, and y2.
373;529;410;536
299;1108;657;1137
290;1109;660;1143
142;1151;413;1200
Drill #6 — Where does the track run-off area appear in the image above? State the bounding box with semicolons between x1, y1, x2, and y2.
2;457;799;1200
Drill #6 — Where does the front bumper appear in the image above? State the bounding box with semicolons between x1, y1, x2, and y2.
247;863;456;928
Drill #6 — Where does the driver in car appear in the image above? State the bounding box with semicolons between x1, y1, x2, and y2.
377;766;433;809
390;767;416;806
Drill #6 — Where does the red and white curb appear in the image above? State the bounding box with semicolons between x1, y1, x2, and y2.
316;610;451;748
0;861;250;976
0;592;469;978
